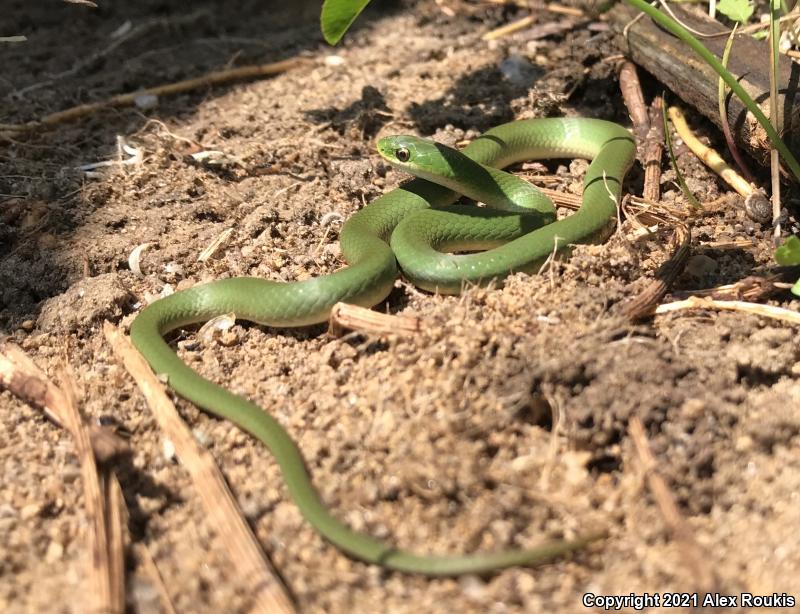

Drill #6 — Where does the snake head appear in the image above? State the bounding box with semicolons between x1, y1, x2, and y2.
376;135;434;171
377;135;480;189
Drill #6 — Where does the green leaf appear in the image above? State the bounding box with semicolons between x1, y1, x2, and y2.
775;235;800;265
321;0;373;45
716;0;754;23
792;279;800;297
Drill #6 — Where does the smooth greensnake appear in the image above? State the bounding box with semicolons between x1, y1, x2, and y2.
130;117;636;575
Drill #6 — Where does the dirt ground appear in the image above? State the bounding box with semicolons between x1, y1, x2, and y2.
2;0;800;612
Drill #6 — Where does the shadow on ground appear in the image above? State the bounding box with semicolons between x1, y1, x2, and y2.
0;0;402;331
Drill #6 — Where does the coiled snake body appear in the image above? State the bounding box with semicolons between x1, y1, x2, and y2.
131;118;636;575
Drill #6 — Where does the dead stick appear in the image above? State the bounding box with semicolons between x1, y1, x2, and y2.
623;222;691;320
0;57;309;136
669;275;780;302
0;345;129;462
61;371;125;614
329;302;421;336
102;322;296;614
643;96;665;203
0;346;127;613
618;60;650;141
629;417;719;593
616;63;681;319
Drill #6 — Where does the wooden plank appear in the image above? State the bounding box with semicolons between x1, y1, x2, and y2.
608;2;800;166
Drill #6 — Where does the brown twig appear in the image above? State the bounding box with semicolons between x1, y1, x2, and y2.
0;345;127;613
617;61;664;202
533;186;582;210
696;238;755;250
615;66;686;320
0;346;129;462
643;96;665;203
668;275;781;302
329;302;421;336
628;416;719;593
0;57;309;137
623;221;691;321
618;60;650;142
102;322;296;614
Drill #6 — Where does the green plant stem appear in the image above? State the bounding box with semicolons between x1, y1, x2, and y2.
769;0;782;237
663;100;703;208
624;0;800;184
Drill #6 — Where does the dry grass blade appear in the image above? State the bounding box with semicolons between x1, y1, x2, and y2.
133;543;178;614
481;15;536;40
0;345;129;462
102;322;296;614
198;228;234;262
655;296;800;324
628;417;719;593
662;103;703;210
480;0;583;16
0;345;127;613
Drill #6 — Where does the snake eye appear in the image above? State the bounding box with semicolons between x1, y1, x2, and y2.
395;147;410;163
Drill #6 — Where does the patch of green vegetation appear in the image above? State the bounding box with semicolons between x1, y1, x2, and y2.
716;0;754;23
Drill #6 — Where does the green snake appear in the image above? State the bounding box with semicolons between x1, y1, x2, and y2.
130;117;636;576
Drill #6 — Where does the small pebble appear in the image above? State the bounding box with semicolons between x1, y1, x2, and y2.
735;435;754;452
219;330;239;347
459;575;488;601
21;503;42;520
45;540;64;563
680;399;706;420
162;438;176;461
498;55;540;86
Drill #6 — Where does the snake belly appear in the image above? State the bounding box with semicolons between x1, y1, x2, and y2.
130;117;635;576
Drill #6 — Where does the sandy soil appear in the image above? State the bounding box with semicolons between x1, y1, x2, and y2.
2;0;799;612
